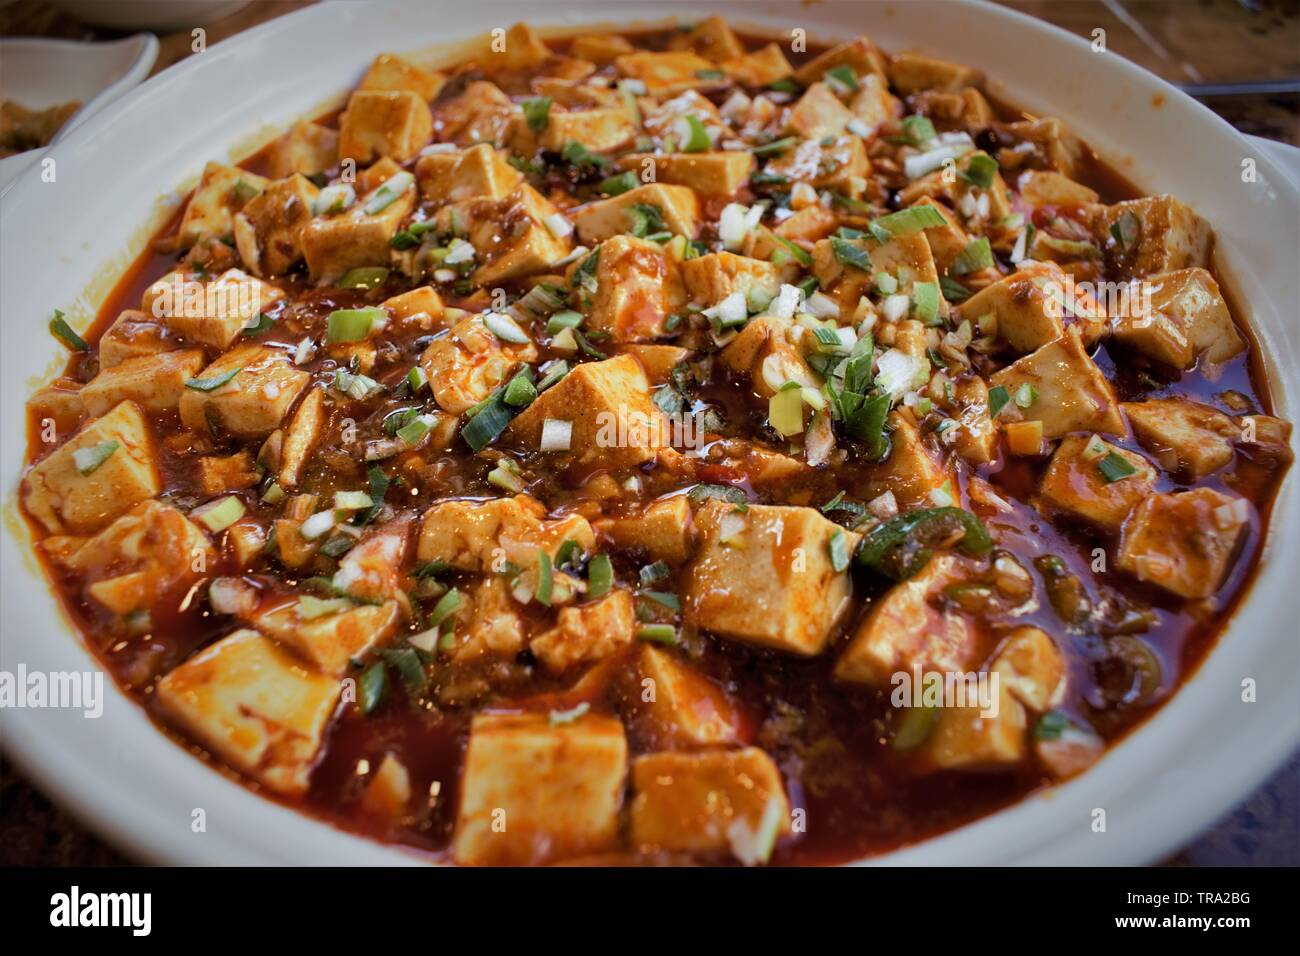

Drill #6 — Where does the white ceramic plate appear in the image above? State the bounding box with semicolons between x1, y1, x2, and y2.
0;34;159;195
2;0;1297;866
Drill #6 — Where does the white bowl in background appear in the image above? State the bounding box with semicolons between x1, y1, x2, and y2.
50;1;251;32
1;0;1297;866
0;34;159;194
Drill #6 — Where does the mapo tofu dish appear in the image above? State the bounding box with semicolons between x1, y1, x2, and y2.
22;18;1294;866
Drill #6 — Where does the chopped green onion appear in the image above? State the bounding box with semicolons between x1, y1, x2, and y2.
326;306;385;343
912;281;940;325
503;374;538;407
48;310;88;351
768;78;800;94
636;623;679;645
695;69;726;81
639;561;671;587
262;481;286;504
1034;709;1070;740
379;646;427;691
242;312;274;335
196;495;246;533
959;153;999;189
185;367;241;391
870;205;947;238
561;140;609;169
362;171;414;215
536;361;569;392
939;275;971;302
824;65;858;92
900;114;937;147
232;178;260;201
359;662;387;714
73;440;119;476
396;412;438;445
587;554;613;597
1110;210;1140;251
752;136;798;156
828;528;850;572
298;594;351;619
406;366;428;393
830;236;872;272
1014;383;1038;408
1098;452;1138;483
546;310;583;335
988;384;1011;418
334;369;383;400
521;96;552;132
549;701;591;725
771;233;812;266
535;552;554;606
892;705;939;750
426;587;463;629
337;267;390;290
640;590;681;611
598;171;639;196
680;114;711;152
951;236;993;275
334;490;373;510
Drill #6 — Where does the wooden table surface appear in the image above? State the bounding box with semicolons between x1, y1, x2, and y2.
1;0;1297;866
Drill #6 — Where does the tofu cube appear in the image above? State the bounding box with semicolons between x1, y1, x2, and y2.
630;645;741;748
767;136;869;194
253;599;401;676
912;87;995;132
924;682;1027;770
1100;195;1213;278
453;184;572;285
614;51;729;96
667;15;745;62
178;162;269;248
197;451;260;496
529;589;635;672
267;121;339;179
989;326;1125;439
61;500;215;615
415;142;523;203
507;354;672;469
955;267;1063;353
1122;397;1238;478
381;285;446;330
595;495;694;565
1003;117;1084;177
452;576;528;661
233;174;320;276
22;400;161;534
300;174;416;282
640;90;725;141
539;107;637;153
453;712;627;866
573;183;700;243
1117;488;1249;599
718;315;817;398
338;89;432;164
721;43;793;87
419;313;537;414
1111;268;1244;368
417;494;595;571
143;268;286;350
686;501;859;656
850;74;903;134
888;52;983;94
860;412;948;506
629;749;790;856
682;251;780;309
1017;170;1099;206
834;553;982;686
27;378;84;436
80;349;206;416
785;82;853;140
99;309;178;368
619;151;754;196
991;626;1066;712
155;629;341;796
178;344;310;440
570;34;635;65
478;22;552;74
359;52;445;101
436;80;518;146
793;36;889;87
586;235;687;342
1037;435;1157;532
621;344;692;384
